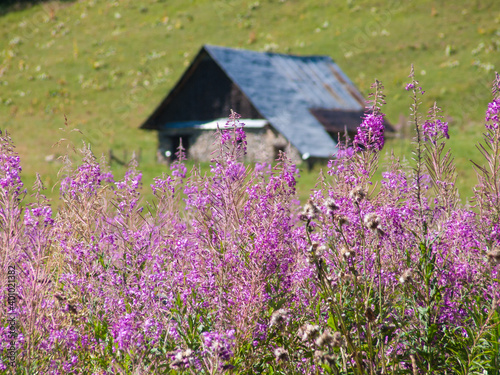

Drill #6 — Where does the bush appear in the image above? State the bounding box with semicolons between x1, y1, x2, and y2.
1;70;500;374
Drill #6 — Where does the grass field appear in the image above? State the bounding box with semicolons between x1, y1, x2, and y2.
1;0;500;205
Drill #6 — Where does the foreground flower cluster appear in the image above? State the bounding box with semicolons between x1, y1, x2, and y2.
1;74;500;374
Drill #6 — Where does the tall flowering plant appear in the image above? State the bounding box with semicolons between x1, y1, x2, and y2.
297;72;500;374
473;73;500;240
1;72;500;374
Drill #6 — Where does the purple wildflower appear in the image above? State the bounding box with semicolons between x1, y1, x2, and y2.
485;98;500;130
220;130;232;145
171;163;187;179
151;175;175;196
60;161;113;199
354;113;385;151
422;118;449;143
24;206;54;227
405;69;425;95
202;330;235;362
235;126;246;142
334;146;355;160
0;132;23;195
4;85;500;374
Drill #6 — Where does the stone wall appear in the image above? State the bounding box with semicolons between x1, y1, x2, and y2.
157;125;303;164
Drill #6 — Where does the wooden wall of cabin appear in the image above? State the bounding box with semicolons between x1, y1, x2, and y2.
155;55;263;124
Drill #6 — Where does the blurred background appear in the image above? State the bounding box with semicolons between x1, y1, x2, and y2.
1;0;499;204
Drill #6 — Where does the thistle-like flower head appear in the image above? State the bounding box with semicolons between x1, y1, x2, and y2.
274;347;289;361
363;212;381;230
349;186;367;203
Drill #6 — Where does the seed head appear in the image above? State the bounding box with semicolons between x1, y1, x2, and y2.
314;350;324;361
317;244;327;256
301;199;321;220
314;350;336;364
340;245;354;259
309;242;319;254
363;212;381;230
331;331;344;347
298;324;320;342
270;308;289;328
324;198;339;216
487;248;500;265
316;330;342;348
399;269;412;284
170;348;194;370
274;347;289;361
337;215;349;226
298;213;308;221
349;186;366;203
365;307;376;322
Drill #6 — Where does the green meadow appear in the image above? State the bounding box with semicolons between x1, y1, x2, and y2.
1;0;500;204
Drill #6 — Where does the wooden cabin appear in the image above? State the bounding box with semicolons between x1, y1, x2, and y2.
140;45;393;164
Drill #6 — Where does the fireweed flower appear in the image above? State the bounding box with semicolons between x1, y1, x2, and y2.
220;129;232;145
406;73;426;95
0;132;24;201
24;206;54;227
422;118;449;143
235;126;246;143
150;175;175;196
60;161;113;199
254;162;272;176
6;100;500;372
485;98;500;130
0;154;22;193
171;162;187;179
114;168;142;214
353;112;385;151
202;330;235;362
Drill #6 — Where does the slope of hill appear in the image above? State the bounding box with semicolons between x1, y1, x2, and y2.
1;0;500;202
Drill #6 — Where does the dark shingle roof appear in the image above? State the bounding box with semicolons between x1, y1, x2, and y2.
204;45;366;158
142;45;367;158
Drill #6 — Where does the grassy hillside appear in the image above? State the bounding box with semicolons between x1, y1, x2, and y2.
1;0;500;204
